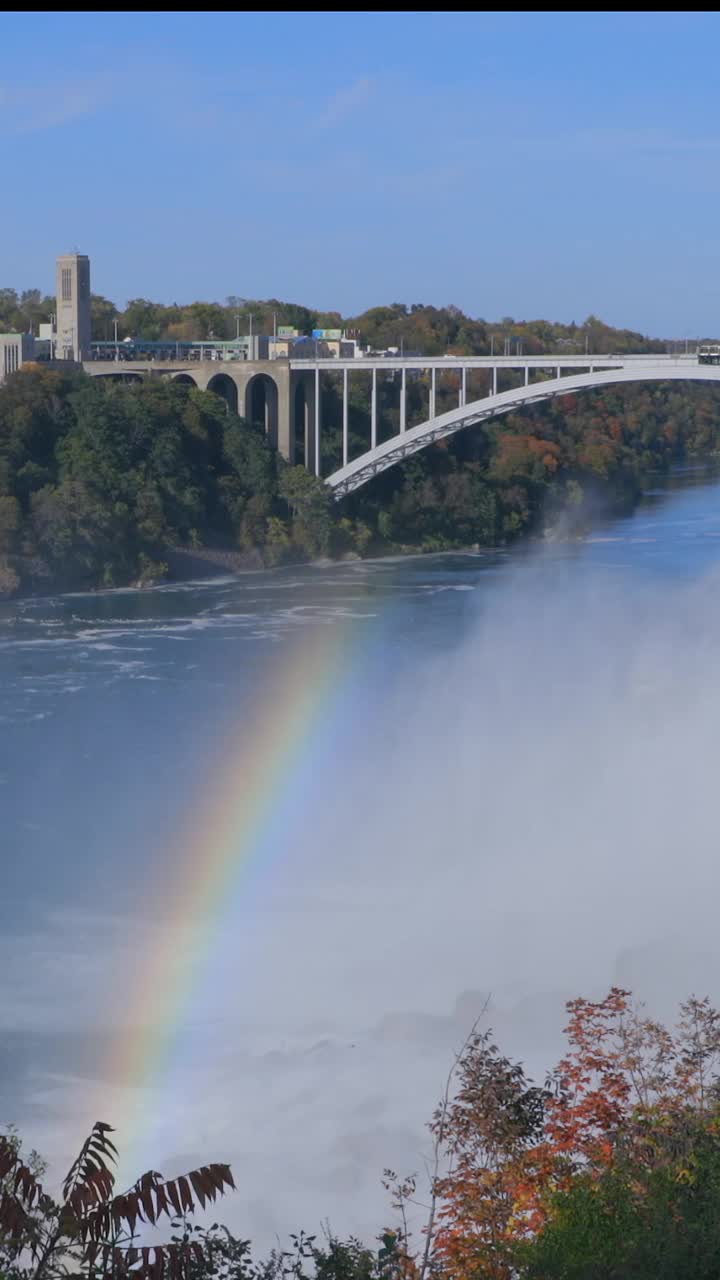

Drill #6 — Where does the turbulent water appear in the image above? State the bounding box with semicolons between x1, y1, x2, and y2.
4;466;720;1248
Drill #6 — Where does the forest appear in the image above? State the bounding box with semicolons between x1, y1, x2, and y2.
1;295;720;596
4;989;720;1279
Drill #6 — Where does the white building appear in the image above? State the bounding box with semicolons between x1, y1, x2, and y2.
0;333;35;382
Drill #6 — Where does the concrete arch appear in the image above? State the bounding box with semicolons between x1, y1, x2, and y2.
245;373;279;449
171;373;199;389
326;364;720;496
206;372;239;414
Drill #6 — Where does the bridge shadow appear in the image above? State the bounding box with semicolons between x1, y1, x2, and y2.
246;374;278;448
207;372;239;415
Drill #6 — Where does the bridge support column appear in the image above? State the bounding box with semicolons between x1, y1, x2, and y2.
430;367;436;419
342;368;348;467
300;370;317;474
460;367;466;407
525;366;529;386
492;366;497;395
314;366;321;477
271;364;292;462
400;367;407;432
371;368;377;449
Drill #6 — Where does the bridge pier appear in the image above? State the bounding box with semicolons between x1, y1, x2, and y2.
294;369;318;474
342;368;349;466
400;368;407;430
314;366;321;476
371;369;377;450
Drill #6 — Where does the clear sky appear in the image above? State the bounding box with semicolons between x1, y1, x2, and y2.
4;10;720;335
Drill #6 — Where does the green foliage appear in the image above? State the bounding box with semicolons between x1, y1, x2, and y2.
522;1133;720;1280
278;465;332;559
0;371;299;590
0;496;21;553
0;289;54;336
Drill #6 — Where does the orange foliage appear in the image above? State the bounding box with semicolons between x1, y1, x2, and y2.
492;434;561;482
425;989;720;1278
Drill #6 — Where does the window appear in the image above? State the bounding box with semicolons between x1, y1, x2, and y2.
61;268;72;301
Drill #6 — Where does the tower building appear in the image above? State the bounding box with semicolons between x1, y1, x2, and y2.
55;252;91;361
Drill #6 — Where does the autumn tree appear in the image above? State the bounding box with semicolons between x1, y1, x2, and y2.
387;990;720;1280
0;1121;235;1280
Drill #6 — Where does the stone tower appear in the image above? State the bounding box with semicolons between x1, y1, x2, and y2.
55;252;91;361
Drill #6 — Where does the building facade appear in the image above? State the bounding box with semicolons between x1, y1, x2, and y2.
0;333;35;381
55;252;91;361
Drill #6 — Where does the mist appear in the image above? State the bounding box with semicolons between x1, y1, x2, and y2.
4;480;720;1252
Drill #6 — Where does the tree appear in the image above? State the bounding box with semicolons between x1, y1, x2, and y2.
428;1029;552;1280
0;495;21;553
0;1121;234;1280
278;466;332;558
91;294;120;342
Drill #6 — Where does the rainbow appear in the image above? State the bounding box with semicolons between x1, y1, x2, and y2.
92;606;371;1186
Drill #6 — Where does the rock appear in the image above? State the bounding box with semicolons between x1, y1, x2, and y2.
0;558;20;599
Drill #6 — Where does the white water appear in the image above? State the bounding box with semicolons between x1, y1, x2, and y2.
3;467;720;1249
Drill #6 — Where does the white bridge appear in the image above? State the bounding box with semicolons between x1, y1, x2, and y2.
316;353;720;496
81;351;720;496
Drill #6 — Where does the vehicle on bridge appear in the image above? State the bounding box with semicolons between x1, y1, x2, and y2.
698;344;720;364
88;339;255;363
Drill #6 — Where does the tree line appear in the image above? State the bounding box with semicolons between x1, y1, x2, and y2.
0;288;670;357
4;989;720;1279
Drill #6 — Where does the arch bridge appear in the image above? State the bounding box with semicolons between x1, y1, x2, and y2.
81;353;720;496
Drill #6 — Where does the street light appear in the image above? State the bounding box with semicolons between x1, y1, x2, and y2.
244;312;254;359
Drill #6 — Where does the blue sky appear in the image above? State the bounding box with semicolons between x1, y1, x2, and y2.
4;11;720;335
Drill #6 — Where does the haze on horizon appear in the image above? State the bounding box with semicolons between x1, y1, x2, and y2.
3;11;720;335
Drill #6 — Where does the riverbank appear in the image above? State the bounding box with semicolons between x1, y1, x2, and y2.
0;468;657;602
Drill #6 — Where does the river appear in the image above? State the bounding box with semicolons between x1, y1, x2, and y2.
4;466;720;1249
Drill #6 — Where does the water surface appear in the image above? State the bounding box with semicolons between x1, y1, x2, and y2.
3;465;720;1245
